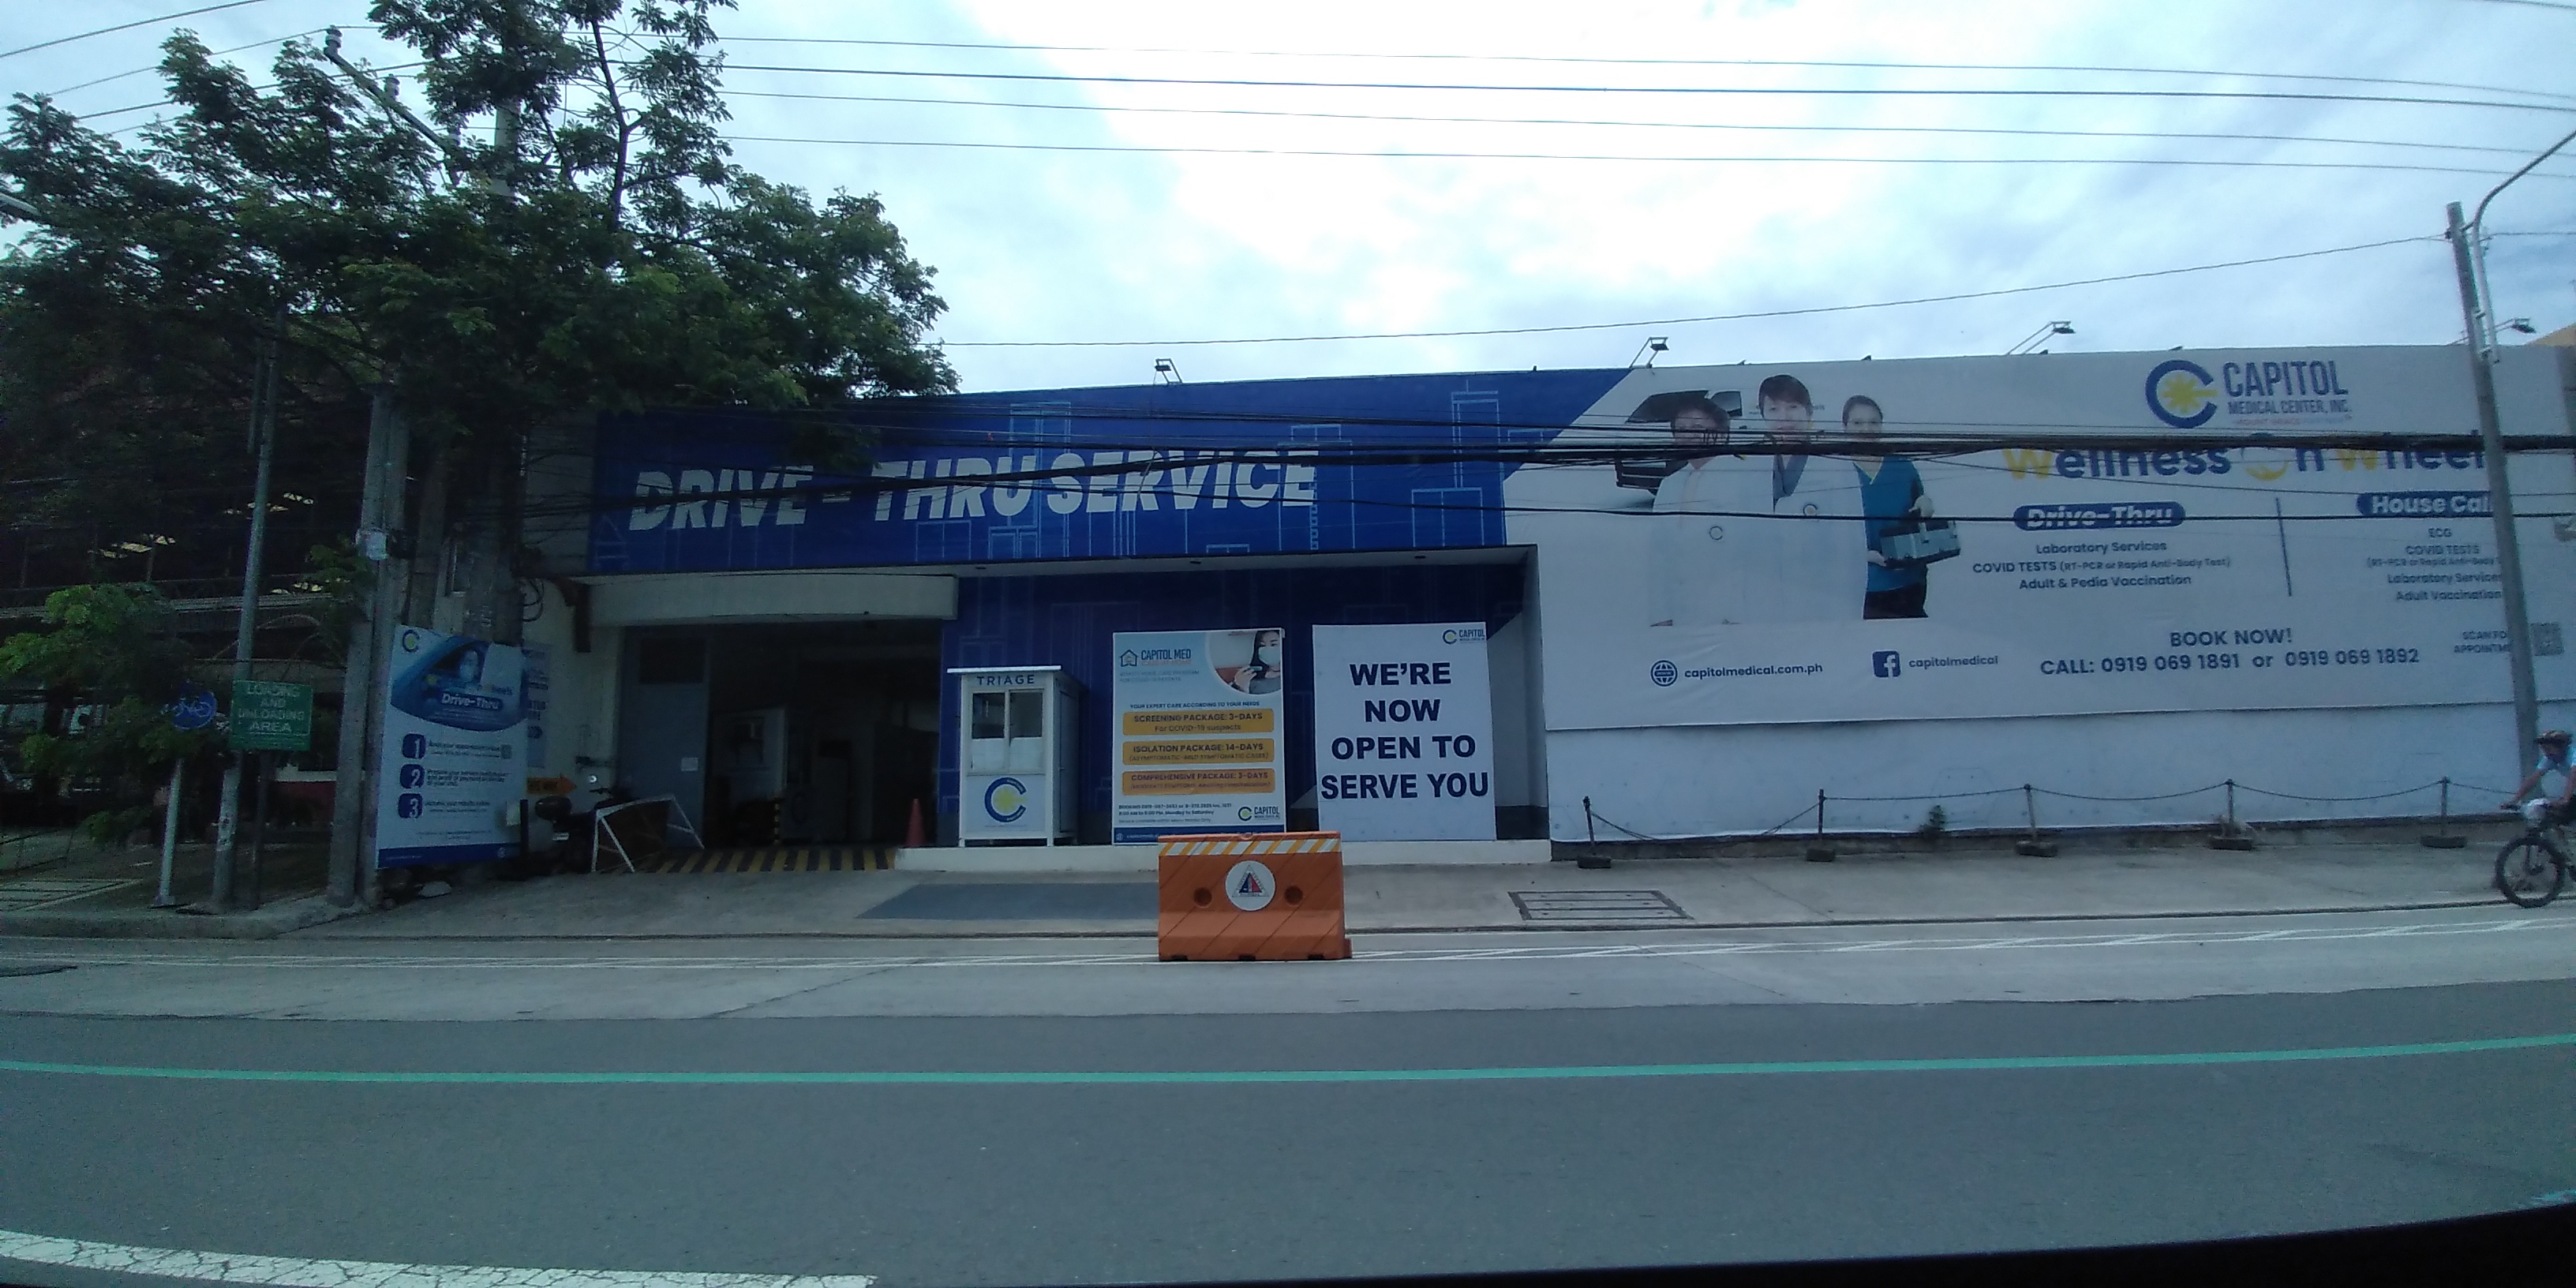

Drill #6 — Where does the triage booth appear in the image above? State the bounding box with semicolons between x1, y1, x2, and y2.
950;666;1081;844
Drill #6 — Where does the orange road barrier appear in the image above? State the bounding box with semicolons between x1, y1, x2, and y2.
1156;832;1352;961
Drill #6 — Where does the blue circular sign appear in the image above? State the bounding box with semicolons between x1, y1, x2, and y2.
167;683;218;731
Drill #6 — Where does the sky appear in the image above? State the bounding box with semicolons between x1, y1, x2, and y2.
5;0;2574;394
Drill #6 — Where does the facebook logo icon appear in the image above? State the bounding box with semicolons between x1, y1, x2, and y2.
1872;650;1902;678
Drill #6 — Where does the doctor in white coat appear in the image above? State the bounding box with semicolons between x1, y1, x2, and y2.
1649;378;1863;627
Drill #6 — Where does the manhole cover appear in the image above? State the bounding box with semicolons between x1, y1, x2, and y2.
1511;890;1689;923
0;878;137;912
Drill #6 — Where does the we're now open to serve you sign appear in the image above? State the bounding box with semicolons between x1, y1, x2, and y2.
1311;622;1496;841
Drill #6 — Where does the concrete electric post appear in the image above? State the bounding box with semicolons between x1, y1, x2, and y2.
2443;123;2576;768
2445;200;2542;763
207;314;283;911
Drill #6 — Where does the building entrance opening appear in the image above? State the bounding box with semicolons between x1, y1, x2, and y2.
616;620;941;847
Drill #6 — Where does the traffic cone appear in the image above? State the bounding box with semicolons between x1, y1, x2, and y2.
904;798;927;848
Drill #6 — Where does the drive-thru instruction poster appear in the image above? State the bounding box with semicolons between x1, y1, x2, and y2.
376;624;526;867
1110;628;1286;843
1312;623;1496;841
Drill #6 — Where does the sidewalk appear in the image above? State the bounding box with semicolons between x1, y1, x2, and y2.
0;834;355;939
0;820;2522;942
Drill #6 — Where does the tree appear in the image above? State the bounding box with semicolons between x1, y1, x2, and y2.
1;0;954;619
5;2;957;886
0;584;222;841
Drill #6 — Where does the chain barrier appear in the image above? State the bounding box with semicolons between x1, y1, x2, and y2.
1822;787;2024;803
2031;783;2230;803
1577;773;2516;844
2233;781;2444;804
1583;798;1818;846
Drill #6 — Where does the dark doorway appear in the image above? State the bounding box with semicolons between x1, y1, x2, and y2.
676;620;942;846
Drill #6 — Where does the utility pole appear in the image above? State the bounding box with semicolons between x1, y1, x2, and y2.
205;312;283;912
328;384;410;907
2443;125;2576;768
2447;202;2538;758
2442;203;2544;752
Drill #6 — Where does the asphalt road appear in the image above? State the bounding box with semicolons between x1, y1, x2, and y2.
2;912;2573;1286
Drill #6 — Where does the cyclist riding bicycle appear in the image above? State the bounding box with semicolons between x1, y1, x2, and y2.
2503;728;2576;824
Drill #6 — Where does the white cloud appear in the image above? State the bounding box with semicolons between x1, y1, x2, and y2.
13;0;2574;391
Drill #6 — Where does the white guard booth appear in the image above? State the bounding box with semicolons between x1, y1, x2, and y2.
951;666;1080;845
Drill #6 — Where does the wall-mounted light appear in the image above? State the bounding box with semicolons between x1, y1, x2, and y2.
1629;336;1670;369
1153;358;1182;385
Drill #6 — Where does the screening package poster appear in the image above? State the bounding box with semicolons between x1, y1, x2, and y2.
1110;628;1286;844
376;625;527;867
1312;622;1496;841
1507;346;2576;731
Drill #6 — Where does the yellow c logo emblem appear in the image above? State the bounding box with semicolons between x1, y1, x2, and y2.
2155;369;2216;420
2241;447;2293;482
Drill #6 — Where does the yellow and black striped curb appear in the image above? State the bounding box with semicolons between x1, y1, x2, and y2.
635;846;898;874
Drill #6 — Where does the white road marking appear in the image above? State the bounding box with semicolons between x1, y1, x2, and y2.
0;914;2567;975
0;1227;873;1287
0;878;138;912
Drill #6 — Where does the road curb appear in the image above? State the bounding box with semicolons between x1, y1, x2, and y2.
1359;897;2510;934
0;894;367;941
220;896;2519;945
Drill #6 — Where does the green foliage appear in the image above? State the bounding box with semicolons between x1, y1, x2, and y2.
2;0;953;559
78;803;161;846
0;584;196;704
294;538;371;665
0;585;219;794
1915;804;1949;839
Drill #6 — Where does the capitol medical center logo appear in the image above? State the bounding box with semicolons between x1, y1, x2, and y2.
982;776;1029;823
2145;354;2354;439
2145;359;2219;429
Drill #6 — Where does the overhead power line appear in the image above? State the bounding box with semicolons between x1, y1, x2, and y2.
721;62;2576;116
83;61;429;123
938;234;2441;348
0;0;282;62
729;133;2576;182
43;27;330;96
707;35;2576;107
721;88;2560;162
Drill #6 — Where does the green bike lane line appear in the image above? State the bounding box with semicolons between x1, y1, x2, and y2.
2;1032;2570;1085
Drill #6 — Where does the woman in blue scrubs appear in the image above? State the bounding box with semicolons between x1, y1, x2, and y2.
1847;395;1933;619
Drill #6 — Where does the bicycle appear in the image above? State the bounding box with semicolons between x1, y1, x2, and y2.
2495;799;2570;908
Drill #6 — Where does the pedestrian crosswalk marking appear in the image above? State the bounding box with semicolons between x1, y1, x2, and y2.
0;878;137;912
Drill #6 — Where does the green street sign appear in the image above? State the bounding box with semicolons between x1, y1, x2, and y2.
230;680;313;752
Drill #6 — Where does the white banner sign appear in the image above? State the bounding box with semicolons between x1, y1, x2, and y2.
1110;628;1286;843
1312;623;1496;841
1507;346;2576;731
376;625;526;867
